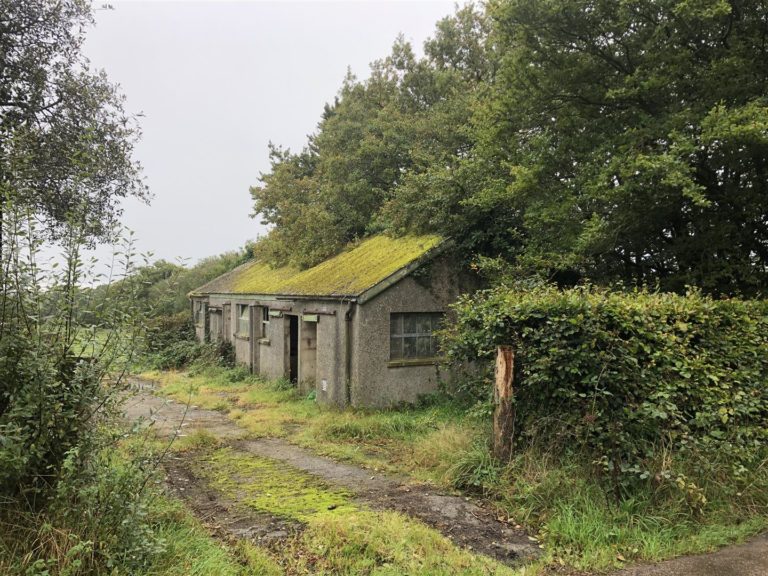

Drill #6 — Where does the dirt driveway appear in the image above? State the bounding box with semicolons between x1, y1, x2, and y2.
122;381;540;568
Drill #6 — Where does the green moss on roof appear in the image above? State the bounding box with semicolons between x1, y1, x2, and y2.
192;234;442;298
230;261;301;295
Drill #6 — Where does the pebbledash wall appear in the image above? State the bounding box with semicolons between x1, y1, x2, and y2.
191;241;474;409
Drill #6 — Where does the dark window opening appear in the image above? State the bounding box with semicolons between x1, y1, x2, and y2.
288;315;298;383
261;306;270;338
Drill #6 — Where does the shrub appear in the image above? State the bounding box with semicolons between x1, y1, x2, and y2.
150;340;208;370
443;286;768;499
216;340;236;368
226;364;251;383
145;311;195;353
145;313;238;371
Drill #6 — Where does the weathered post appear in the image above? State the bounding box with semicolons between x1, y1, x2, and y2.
493;345;515;462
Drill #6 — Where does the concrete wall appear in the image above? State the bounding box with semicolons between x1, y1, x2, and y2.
200;296;348;398
313;302;350;408
204;296;251;367
350;255;465;408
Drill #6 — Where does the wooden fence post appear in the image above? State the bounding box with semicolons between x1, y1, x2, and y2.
493;345;515;462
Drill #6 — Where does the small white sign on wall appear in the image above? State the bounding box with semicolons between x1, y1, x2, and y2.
321;379;328;391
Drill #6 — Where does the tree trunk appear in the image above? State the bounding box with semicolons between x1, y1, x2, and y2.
493;345;515;462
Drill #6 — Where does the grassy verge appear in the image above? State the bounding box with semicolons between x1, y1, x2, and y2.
142;366;768;573
0;453;279;576
142;366;480;486
144;496;281;576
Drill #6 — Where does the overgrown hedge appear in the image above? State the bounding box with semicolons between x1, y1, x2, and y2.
444;286;768;498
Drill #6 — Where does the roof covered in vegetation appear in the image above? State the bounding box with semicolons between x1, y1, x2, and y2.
190;234;443;298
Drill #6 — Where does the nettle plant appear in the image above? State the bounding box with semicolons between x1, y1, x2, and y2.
443;285;768;505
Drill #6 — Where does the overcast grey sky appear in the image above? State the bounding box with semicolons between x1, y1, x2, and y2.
83;0;455;266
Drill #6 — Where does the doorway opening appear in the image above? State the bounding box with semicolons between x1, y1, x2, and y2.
288;315;298;383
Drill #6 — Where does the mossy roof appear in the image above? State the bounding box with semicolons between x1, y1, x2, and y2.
190;234;443;298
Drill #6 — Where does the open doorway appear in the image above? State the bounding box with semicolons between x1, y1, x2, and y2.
287;315;298;383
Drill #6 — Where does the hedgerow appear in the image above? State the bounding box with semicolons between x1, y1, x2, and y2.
443;286;768;502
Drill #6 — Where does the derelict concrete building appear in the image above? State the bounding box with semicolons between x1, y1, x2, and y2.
189;235;473;408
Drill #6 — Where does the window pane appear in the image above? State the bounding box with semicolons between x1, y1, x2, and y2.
403;314;421;334
415;336;432;357
237;306;249;334
403;336;418;358
389;312;444;360
390;337;403;360
413;314;432;335
390;314;402;336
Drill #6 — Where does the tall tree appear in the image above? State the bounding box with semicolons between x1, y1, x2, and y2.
0;0;148;501
250;4;497;268
0;0;147;247
476;0;768;294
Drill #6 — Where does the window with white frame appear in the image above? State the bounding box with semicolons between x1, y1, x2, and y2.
261;306;270;338
389;312;443;360
237;304;249;336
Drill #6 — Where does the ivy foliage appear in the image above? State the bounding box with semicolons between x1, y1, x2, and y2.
444;286;768;497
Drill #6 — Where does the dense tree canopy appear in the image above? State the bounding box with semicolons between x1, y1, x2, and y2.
251;0;768;296
482;0;768;294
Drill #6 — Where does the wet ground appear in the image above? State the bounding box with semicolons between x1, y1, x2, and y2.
612;532;768;576
123;381;540;567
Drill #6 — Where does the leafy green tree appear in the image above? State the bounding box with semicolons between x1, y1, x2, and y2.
250;4;497;268
476;0;768;295
0;0;147;501
0;0;147;246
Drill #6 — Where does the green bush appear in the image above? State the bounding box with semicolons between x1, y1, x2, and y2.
48;443;166;573
444;286;768;499
216;340;236;368
226;364;251;383
0;334;110;500
145;312;238;371
145;312;195;353
149;340;207;370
